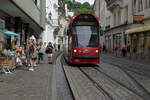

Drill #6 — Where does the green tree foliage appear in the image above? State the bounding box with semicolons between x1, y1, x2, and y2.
59;0;94;14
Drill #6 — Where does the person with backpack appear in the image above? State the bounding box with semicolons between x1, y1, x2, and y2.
45;42;53;64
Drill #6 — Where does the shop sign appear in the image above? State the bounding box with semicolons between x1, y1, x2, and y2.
0;18;5;29
133;15;143;24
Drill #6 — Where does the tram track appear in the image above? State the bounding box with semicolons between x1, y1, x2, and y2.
61;55;115;100
94;66;150;100
101;60;150;100
61;54;150;100
79;65;149;100
78;67;114;100
102;55;150;79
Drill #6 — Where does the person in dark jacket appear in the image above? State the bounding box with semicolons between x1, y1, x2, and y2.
45;42;53;64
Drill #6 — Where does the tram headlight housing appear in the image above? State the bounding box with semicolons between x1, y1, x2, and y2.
96;50;99;53
74;49;77;53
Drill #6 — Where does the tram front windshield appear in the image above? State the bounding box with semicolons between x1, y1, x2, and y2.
73;26;99;48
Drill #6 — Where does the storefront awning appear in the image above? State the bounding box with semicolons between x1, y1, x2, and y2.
2;29;19;36
125;25;150;35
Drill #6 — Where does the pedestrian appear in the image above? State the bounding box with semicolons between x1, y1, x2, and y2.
29;40;37;71
26;40;32;67
38;42;45;64
122;45;126;57
45;42;53;64
127;41;131;57
115;45;117;56
116;44;120;56
103;44;106;53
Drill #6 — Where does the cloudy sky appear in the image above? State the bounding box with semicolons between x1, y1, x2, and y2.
75;0;95;5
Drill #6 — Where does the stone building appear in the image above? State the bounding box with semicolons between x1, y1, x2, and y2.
41;0;59;45
94;0;111;48
125;0;150;59
94;0;150;59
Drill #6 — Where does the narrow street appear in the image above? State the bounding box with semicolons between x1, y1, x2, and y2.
1;0;150;100
0;52;150;100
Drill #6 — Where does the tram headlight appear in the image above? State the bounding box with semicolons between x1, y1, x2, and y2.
74;49;77;53
96;50;99;53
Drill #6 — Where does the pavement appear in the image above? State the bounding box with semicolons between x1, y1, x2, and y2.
0;51;60;100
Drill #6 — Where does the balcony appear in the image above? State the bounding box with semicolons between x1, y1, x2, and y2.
105;0;123;10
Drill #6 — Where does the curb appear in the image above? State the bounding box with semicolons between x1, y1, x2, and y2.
51;62;56;100
51;51;63;100
61;57;81;100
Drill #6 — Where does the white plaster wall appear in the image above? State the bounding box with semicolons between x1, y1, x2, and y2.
41;0;58;44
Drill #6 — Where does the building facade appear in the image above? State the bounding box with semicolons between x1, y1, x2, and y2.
0;0;46;49
94;0;150;59
125;0;150;59
41;0;59;45
94;0;107;47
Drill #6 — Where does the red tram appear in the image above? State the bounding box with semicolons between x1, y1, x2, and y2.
64;14;101;64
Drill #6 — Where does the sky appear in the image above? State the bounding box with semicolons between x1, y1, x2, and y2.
75;0;95;5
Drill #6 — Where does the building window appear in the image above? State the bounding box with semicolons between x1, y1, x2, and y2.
138;0;143;12
33;0;40;8
125;6;128;23
37;0;41;8
106;16;110;26
114;14;116;26
118;11;121;25
134;0;137;13
34;0;37;5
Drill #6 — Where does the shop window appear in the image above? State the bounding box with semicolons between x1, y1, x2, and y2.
138;34;144;53
146;34;150;55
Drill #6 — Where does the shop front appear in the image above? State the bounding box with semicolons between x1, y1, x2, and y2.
0;28;19;73
125;25;150;60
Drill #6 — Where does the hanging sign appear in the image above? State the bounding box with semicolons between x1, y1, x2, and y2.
133;15;143;24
